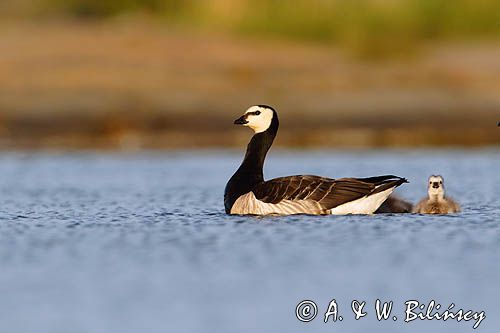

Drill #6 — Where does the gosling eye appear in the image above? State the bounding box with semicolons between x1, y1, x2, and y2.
255;111;261;115
439;181;442;184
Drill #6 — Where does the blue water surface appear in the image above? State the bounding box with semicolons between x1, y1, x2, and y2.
0;149;498;333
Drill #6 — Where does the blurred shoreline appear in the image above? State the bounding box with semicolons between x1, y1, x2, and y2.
1;20;499;149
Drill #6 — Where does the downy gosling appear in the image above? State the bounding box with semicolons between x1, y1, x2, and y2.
413;175;460;214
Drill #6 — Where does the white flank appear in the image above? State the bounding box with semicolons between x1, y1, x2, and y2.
230;192;325;215
329;187;395;215
231;186;397;216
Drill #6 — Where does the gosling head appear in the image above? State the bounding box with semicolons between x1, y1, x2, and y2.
427;175;445;199
233;105;277;133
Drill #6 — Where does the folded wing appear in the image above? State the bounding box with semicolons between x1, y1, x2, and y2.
252;175;407;213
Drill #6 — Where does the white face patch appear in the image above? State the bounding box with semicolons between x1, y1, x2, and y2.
428;175;444;196
242;106;274;133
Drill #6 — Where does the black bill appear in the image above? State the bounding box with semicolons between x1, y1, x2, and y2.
234;115;248;125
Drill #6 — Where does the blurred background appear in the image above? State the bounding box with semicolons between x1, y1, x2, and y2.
1;0;499;149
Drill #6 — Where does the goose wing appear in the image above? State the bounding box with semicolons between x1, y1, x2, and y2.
252;175;407;211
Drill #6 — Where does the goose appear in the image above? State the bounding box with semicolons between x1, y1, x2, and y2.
375;194;413;213
224;105;408;215
413;175;461;214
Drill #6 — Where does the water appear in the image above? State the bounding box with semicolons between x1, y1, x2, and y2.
0;149;498;333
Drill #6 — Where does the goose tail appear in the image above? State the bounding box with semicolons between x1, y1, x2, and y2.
358;175;408;194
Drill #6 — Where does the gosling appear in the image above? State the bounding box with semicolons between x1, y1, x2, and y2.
413;175;461;214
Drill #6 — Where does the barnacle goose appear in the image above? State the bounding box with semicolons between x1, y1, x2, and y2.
224;105;408;215
413;175;461;214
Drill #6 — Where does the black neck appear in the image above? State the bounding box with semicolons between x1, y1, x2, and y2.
224;115;279;213
237;131;275;180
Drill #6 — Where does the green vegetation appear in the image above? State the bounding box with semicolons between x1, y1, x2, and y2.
9;0;500;55
43;0;175;18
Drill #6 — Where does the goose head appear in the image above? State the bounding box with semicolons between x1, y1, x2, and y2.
427;175;445;199
234;105;277;133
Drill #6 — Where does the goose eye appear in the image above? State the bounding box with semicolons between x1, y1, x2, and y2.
255;111;261;115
